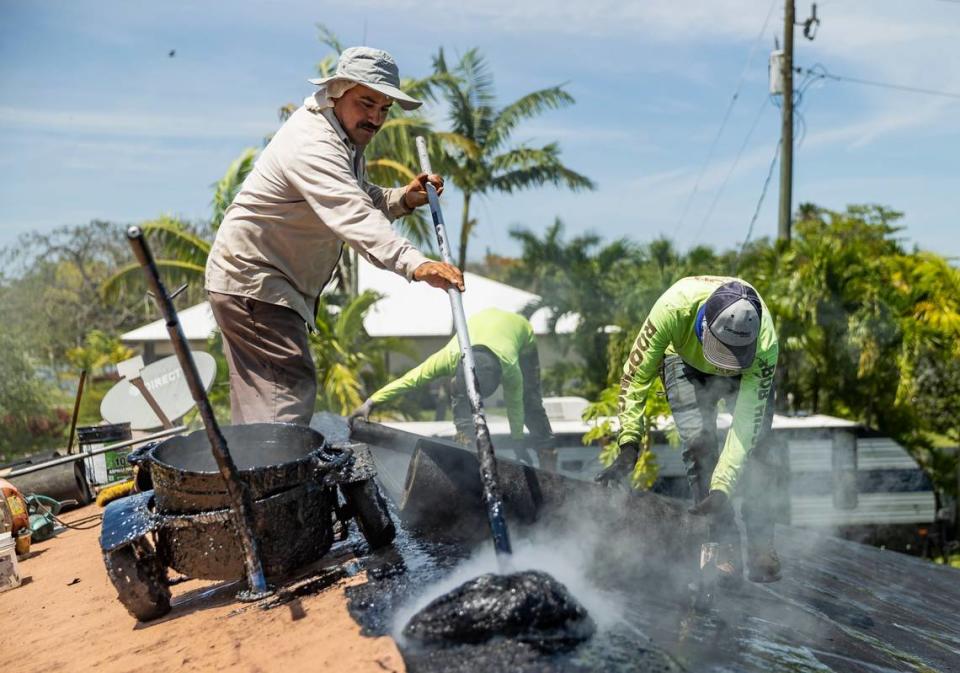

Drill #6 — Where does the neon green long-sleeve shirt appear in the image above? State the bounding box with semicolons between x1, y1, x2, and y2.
617;276;778;495
369;308;537;438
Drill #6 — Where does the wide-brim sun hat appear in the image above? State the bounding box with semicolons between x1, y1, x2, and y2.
701;281;763;370
309;46;422;111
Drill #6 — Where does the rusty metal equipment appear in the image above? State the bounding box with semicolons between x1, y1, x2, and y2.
98;228;396;622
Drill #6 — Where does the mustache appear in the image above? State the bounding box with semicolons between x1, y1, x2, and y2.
358;122;381;132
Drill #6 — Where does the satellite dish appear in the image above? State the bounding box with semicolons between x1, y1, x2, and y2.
100;352;216;430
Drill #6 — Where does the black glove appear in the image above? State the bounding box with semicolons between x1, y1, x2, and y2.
688;490;729;516
595;442;640;487
347;399;374;430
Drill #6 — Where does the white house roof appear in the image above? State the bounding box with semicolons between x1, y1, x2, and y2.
382;412;862;439
359;258;578;337
121;258;578;343
121;300;216;343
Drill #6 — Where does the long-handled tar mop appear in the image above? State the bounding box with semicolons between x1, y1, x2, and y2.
402;138;593;649
414;136;511;561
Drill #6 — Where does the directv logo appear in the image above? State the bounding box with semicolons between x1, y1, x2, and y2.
126;368;183;396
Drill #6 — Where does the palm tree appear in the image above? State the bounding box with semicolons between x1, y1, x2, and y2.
100;215;213;306
508;219;634;397
212;148;257;229
431;48;595;270
101;147;258;303
309;291;416;414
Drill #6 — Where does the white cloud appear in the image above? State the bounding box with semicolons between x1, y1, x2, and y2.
349;0;767;41
803;96;957;149
0;106;275;140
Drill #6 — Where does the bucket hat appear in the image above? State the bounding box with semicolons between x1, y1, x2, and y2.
309;46;422;111
701;281;762;370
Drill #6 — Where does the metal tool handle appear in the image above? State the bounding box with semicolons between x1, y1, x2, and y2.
125;226;271;599
415;136;512;560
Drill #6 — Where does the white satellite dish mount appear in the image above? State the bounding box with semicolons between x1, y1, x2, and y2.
101;352;217;431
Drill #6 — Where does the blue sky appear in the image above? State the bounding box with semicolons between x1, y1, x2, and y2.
1;0;958;260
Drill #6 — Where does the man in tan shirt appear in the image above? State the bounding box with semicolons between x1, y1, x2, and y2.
205;47;463;425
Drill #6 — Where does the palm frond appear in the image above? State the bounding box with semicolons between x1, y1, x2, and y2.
397;209;436;252
432;131;481;159
315;23;344;56
336;291;382;345
489;146;596;194
100;217;210;301
139;218;211;262
487;85;575;150
101;259;206;302
401;72;458;104
366;158;418;183
433;48;495;144
211;148;257;230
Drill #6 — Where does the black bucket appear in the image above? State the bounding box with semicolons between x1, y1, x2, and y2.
148;423;348;513
77;423;132;446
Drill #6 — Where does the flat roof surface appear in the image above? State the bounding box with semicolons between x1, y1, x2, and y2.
329;415;960;673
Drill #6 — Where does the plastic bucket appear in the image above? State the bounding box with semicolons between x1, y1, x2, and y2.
15;529;31;558
78;423;133;486
0;532;21;592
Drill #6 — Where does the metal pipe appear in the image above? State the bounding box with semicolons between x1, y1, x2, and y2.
415;137;512;561
1;426;186;478
65;369;87;455
125;226;271;599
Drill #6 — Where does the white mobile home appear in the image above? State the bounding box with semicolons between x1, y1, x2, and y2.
383;397;938;552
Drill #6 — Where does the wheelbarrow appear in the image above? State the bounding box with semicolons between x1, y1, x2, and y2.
99;422;394;621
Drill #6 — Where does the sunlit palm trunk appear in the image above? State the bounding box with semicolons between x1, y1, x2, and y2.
458;192;472;271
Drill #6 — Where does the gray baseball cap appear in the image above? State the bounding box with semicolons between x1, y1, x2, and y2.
455;346;503;398
309;46;422;111
702;281;763;370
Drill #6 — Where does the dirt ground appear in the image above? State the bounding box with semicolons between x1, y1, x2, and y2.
0;504;405;673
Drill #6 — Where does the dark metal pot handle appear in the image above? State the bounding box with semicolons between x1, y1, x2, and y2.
310;446;353;485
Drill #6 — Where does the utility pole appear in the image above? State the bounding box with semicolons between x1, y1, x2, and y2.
777;0;795;243
776;2;819;243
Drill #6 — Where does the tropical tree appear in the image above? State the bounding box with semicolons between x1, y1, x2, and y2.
582;379;676;491
101;143;258;303
508;219;630;397
212;148;258;229
430;48;595;270
1;221;145;363
0;331;64;460
65;330;133;374
741;204;960;520
507;221;728;398
309;290;417;414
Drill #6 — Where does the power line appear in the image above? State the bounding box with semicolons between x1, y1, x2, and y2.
739;139;781;258
693;96;770;242
798;64;960;100
674;0;778;233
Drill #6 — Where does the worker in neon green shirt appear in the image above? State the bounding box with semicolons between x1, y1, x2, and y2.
350;308;554;452
596;276;781;583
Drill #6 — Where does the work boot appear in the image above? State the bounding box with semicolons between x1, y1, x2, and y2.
716;543;743;588
747;544;782;583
